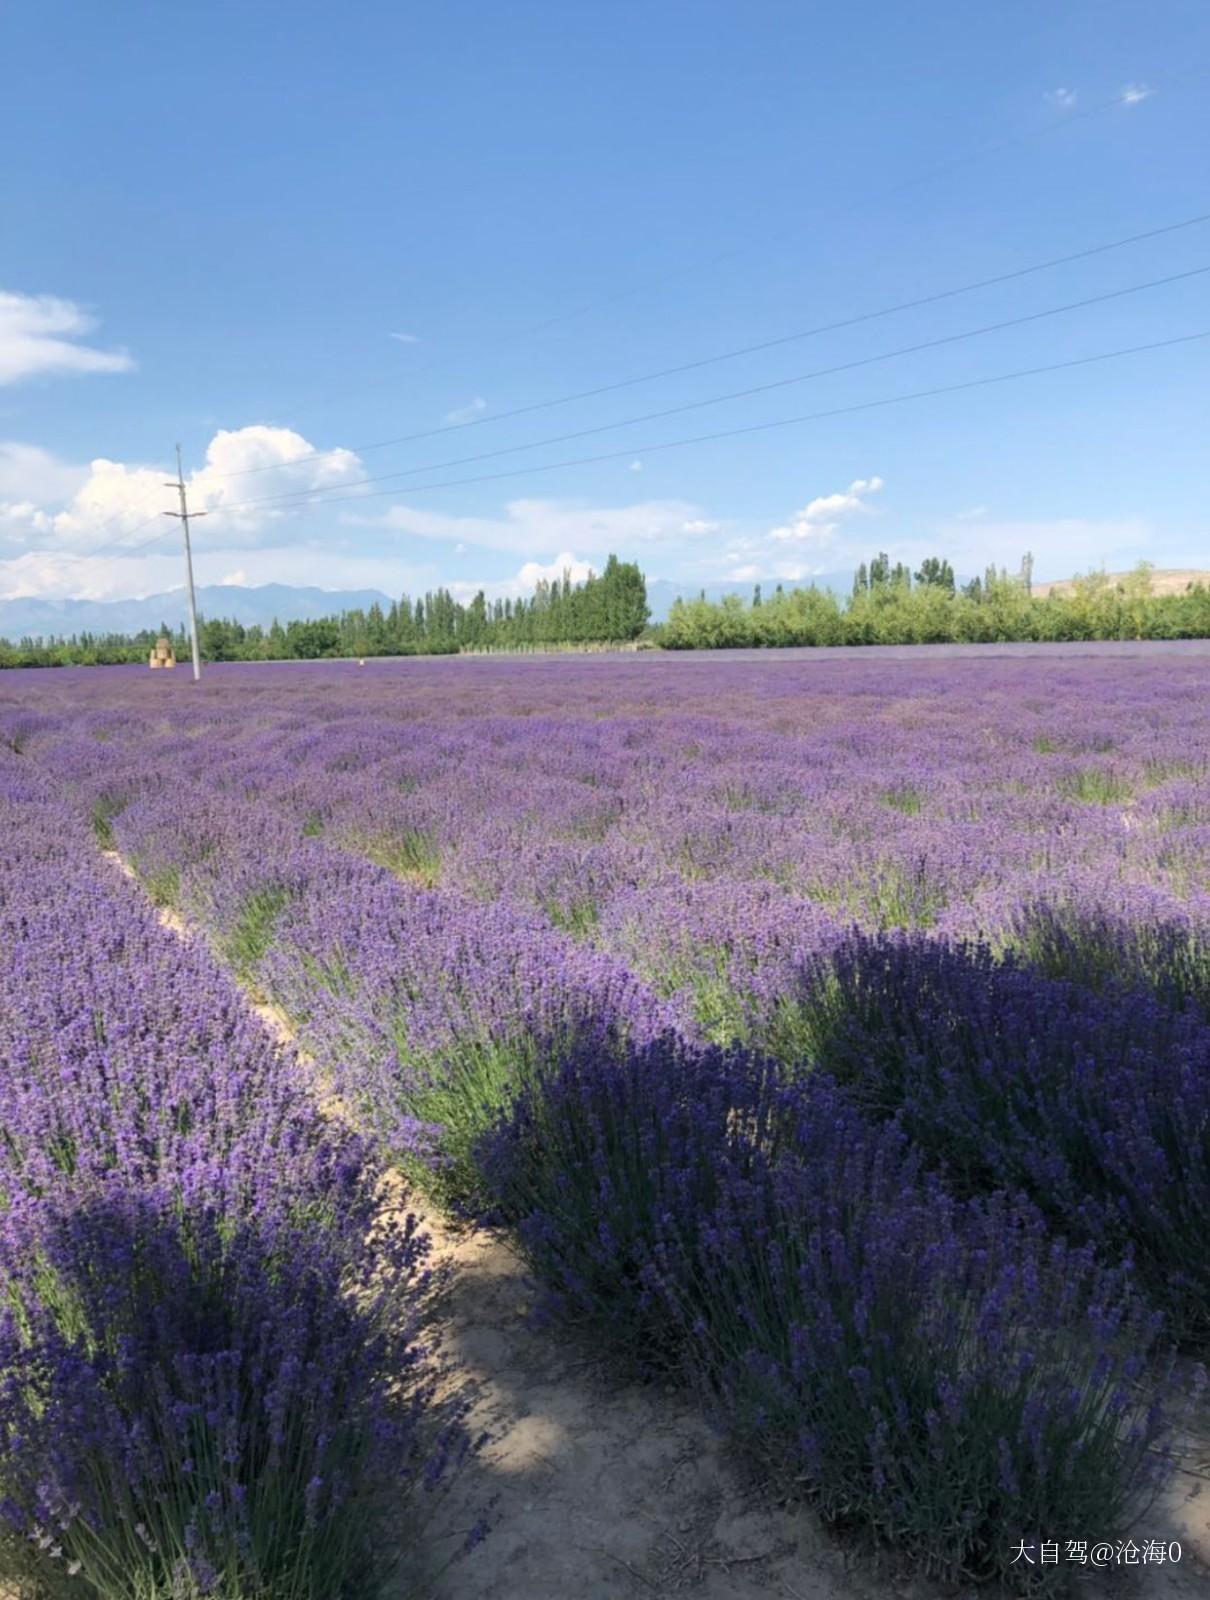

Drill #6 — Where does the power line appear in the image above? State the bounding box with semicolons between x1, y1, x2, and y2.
211;264;1210;516
203;207;1210;486
205;328;1209;517
508;81;1205;339
62;329;1205;588
81;511;169;563
248;71;1207;436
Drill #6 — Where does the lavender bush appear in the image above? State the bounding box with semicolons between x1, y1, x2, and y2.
1008;891;1210;1018
481;1036;1174;1591
478;1031;786;1367
782;932;1210;1341
0;756;467;1598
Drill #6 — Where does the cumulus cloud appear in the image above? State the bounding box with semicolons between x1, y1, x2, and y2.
0;426;368;599
0;290;133;386
361;495;710;556
447;551;596;604
0;442;89;508
767;475;884;543
445;396;487;425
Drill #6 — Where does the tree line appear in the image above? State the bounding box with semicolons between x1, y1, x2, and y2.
0;556;650;668
661;557;1210;649
4;552;1209;668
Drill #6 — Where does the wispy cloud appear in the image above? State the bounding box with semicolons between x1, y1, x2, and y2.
628;459;643;472
955;505;988;521
359;495;709;556
1120;82;1153;106
445;396;487;425
1045;87;1078;109
0;289;134;386
389;331;420;344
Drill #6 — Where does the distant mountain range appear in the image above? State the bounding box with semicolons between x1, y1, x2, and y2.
0;575;858;642
0;583;395;643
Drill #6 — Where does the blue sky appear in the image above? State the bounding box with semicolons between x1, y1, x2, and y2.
1;0;1207;604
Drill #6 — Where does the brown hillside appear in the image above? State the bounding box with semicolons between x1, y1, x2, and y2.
1032;568;1210;598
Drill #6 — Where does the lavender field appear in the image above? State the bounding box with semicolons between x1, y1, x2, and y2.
1;651;1208;1598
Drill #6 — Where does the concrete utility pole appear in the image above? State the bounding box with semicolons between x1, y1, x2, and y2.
163;444;206;681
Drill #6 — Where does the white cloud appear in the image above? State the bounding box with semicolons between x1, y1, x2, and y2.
767;475;884;543
1045;87;1078;109
0;442;89;507
0;539;437;605
955;504;988;521
0;500;53;539
1120;82;1153;105
445;396;487;425
628;459;643;472
187;426;364;534
714;506;1167;589
220;568;249;586
0;425;368;595
360;495;709;556
447;551;596;604
516;552;595;590
0;290;133;386
680;518;720;535
389;331;420;344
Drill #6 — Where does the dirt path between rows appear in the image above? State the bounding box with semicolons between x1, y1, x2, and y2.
110;857;1210;1600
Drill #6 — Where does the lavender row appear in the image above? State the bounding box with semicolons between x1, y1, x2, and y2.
0;749;466;1599
480;1032;1180;1591
775;932;1210;1340
3;655;1207;1592
3;655;1206;1045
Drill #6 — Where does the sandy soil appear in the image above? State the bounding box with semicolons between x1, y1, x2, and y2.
109;856;1210;1600
416;1212;1210;1600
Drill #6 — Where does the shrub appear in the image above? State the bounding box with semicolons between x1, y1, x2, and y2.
0;772;470;1600
670;1120;1172;1591
479;1031;785;1370
0;1183;457;1600
483;1034;1175;1590
781;933;1210;1341
1009;896;1210;1019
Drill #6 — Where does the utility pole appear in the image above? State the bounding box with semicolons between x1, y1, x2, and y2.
163;444;206;681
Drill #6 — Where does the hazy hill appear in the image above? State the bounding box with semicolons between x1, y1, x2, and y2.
3;575;853;640
13;564;1187;644
0;583;394;643
1031;569;1210;599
